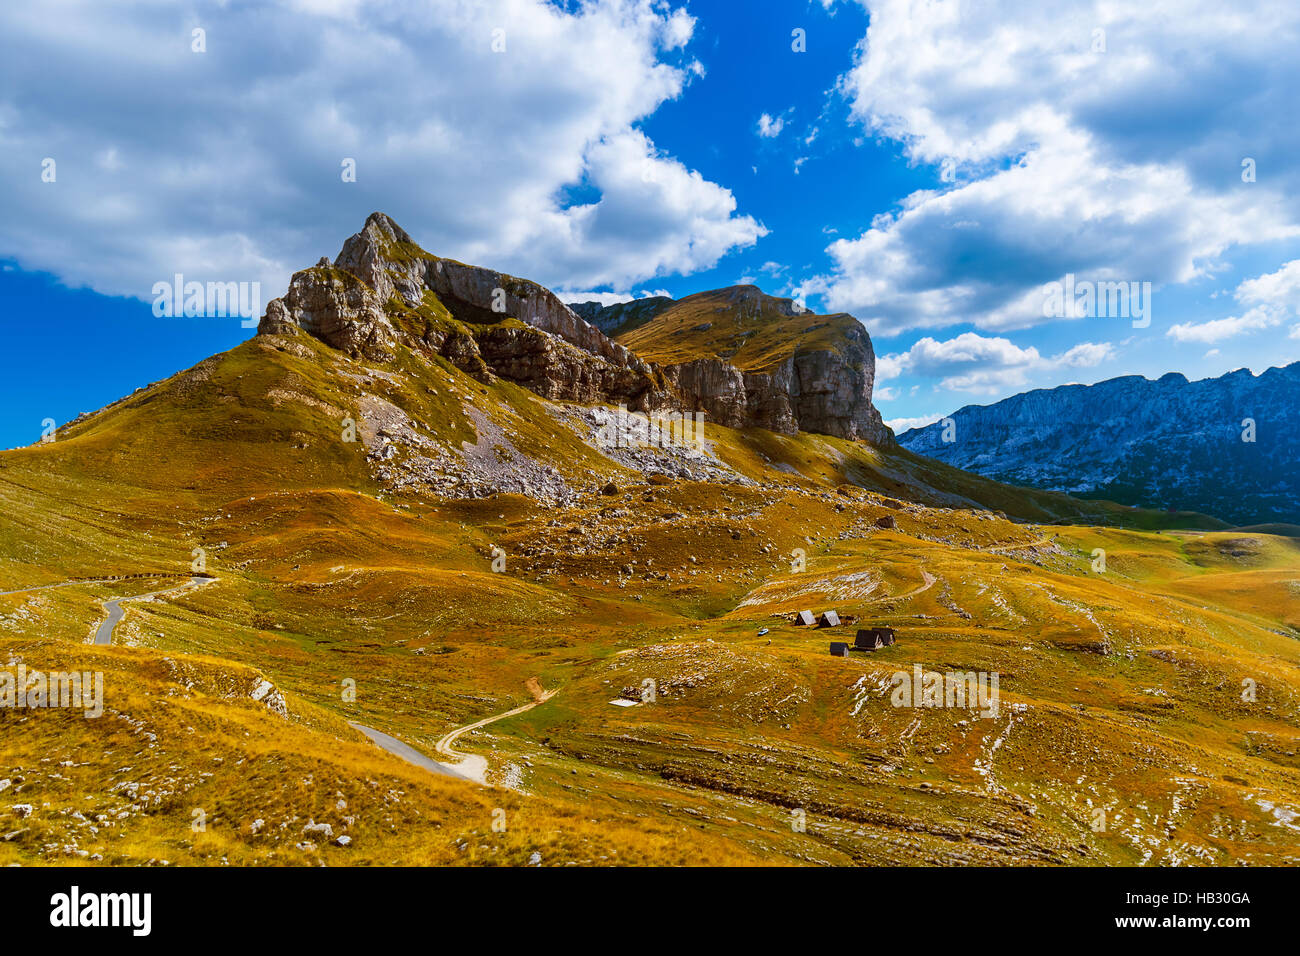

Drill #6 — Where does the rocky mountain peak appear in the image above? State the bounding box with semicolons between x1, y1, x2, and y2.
597;284;892;444
257;214;893;446
331;211;415;302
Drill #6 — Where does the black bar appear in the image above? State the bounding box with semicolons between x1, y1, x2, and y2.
0;865;1275;942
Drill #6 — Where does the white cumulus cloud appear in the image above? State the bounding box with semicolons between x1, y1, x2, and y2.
878;331;1114;394
1167;305;1284;344
757;112;787;138
0;0;763;303
800;0;1300;337
1167;258;1300;343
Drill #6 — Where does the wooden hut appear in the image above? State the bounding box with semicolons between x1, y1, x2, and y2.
854;626;896;650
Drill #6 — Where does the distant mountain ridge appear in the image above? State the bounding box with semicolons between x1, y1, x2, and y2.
896;364;1300;525
568;297;674;337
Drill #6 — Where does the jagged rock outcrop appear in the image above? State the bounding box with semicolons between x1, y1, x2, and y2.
791;323;889;444
261;214;660;402
425;256;647;372
661;359;749;429
654;345;889;443
327;213;646;370
260;212;892;445
469;324;663;408
259;257;397;361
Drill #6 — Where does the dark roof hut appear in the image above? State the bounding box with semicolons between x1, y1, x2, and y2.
855;626;896;650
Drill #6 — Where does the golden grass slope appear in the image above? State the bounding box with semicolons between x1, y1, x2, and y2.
0;330;1294;867
617;286;864;372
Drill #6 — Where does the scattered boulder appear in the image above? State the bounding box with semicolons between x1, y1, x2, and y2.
302;820;334;840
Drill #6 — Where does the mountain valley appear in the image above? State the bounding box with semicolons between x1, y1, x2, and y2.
2;215;1298;867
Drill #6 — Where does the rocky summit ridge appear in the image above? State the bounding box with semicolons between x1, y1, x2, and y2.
258;212;891;444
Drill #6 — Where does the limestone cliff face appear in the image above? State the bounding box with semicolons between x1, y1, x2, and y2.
654;347;888;444
790;322;889;444
467;324;663;408
581;286;891;444
660;359;748;429
259;213;892;445
425;257;646;372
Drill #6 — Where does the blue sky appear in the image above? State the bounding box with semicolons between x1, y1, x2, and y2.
2;0;1299;449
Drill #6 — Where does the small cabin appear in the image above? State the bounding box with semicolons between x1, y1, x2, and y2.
855;626;896;650
793;609;815;626
829;642;850;657
817;610;842;628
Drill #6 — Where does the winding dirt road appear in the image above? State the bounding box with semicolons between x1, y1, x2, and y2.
434;682;557;785
348;721;468;780
84;574;470;782
353;682;557;786
872;569;936;602
47;570;551;788
93;576;216;645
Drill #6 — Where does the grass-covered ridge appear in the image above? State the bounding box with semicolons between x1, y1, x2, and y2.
617;286;868;372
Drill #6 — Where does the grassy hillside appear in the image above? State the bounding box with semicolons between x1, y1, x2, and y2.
617;286;865;372
1;316;1294;867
